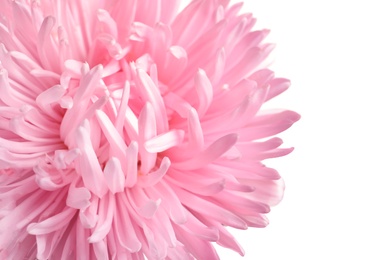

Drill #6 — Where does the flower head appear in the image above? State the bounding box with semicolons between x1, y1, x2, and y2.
0;0;299;259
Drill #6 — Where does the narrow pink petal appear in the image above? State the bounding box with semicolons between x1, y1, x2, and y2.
241;214;269;228
195;69;213;117
174;133;238;170
136;69;168;133
240;178;285;206
138;198;162;220
223;46;272;86
33;163;67;191
266;78;291;101
126;188;160;219
238;137;283;153
115;80;130;132
76;219;91;260
37;16;59;72
144;129;185;153
154;180;188;224
166;171;225;196
137;157;171;187
0;68;25;107
9;116;59;142
214;223;245;256
173;187;247;230
79;196;99;229
97;34;124;59
226;29;270;71
125;141;138;188
173;224;220;260
172;0;215;47
66;180;91;210
97;9;118;39
72;64;103;104
214;190;270;215
208;78;256;116
95;109;127;160
92;240;109;260
238;110;301;141
202;47;226;86
0;147;40;168
88;193;115;243
161;45;187;82
104;157;125;194
15;189;64;230
52;148;81;169
36;232;63;259
187;107;204;151
138;103;157;173
150;207;178;248
35;84;66;112
75;125;108;198
141;223;168;260
27;207;76;235
166;245;193;260
114;196;142;253
30;69;60;80
9;51;42;71
63;60;84;78
124;108;139;140
163;92;192;118
57;224;77;260
180;210;219;241
0;137;63;154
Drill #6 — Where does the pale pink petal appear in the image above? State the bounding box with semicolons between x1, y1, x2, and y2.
187;107;205;151
66;180;91;210
104;157;125;194
137;157;171;187
27;207;76;235
195;69;213;117
88;193;115;243
124;141;138;188
144;129;185;153
174;133;238;170
75;125;108;198
113;196;142;253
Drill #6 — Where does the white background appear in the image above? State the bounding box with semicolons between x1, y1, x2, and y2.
211;0;390;259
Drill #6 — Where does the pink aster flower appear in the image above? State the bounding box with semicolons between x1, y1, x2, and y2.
0;0;299;259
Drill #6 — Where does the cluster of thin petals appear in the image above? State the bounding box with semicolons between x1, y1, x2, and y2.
0;0;299;259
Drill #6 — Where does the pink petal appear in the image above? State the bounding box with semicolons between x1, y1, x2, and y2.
75;125;108;198
136;69;168;133
174;133;238;170
187;107;205;151
95;109;127;160
27;207;76;235
173;187;247;230
138;103;157;173
144;129;185;153
195;69;213;117
66;180;91;210
173;224;220;260
114;197;142;253
124;141;139;188
152;180;188;224
88;193;115;243
137;157;171;187
103;157;125;194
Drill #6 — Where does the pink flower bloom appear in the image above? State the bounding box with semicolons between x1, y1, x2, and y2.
0;0;299;259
